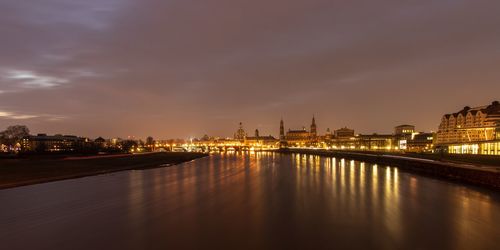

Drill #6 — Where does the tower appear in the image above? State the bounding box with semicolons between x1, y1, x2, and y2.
234;122;246;141
255;129;260;138
280;118;285;140
310;115;317;138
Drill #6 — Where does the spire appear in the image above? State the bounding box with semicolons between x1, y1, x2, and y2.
310;115;317;137
280;118;285;140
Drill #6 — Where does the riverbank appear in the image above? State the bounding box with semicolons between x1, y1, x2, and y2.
279;148;500;190
0;152;208;189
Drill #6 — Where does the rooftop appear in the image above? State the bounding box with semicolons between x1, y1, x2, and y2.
445;101;500;117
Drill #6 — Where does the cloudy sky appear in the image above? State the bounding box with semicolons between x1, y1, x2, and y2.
1;0;499;139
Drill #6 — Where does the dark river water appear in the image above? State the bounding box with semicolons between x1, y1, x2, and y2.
1;152;500;250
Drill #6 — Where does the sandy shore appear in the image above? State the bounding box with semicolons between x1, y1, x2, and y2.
0;152;207;189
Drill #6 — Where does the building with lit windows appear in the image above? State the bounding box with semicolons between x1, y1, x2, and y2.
324;128;333;141
436;101;500;155
327;125;432;152
234;122;247;141
394;124;422;151
355;134;396;151
283;116;318;146
285;128;311;146
407;132;435;152
334;127;355;139
245;129;278;147
394;125;415;137
22;134;91;152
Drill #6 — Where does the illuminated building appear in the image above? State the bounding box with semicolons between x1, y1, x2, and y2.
234;122;247;141
283;116;318;146
330;127;395;151
245;129;278;146
394;125;415;137
22;134;91;152
324;128;333;140
326;127;355;149
436;101;500;155
189;124;278;151
394;124;416;150
286;128;310;146
355;134;395;151
407;132;435;152
334;127;355;139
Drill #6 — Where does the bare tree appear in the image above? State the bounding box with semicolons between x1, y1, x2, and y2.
0;125;30;147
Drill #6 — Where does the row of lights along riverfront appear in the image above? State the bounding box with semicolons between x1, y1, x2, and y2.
3;101;499;156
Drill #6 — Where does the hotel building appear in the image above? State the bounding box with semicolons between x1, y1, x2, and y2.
436;101;500;155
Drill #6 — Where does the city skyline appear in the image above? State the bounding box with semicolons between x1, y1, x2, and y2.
1;0;500;138
0;102;496;140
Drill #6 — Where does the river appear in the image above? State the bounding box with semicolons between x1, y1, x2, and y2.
1;152;499;249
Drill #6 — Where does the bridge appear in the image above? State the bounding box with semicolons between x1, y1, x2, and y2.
154;140;280;153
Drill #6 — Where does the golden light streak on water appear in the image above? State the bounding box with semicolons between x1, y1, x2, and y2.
350;160;355;192
340;159;346;191
360;162;366;205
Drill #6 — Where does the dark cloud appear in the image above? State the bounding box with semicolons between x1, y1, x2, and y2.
1;0;499;138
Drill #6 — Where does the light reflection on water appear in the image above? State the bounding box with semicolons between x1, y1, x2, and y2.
1;152;499;250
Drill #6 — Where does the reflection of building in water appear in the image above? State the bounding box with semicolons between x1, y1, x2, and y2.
436;101;500;155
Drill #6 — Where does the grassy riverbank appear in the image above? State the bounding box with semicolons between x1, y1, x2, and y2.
0;152;207;189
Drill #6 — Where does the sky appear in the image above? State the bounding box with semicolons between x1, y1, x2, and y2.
1;0;500;139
